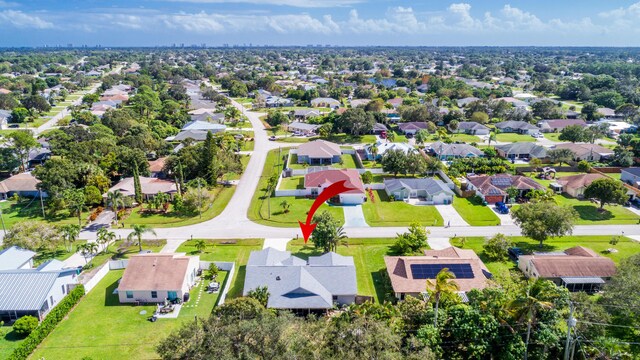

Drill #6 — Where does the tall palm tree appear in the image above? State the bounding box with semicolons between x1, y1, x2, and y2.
369;142;379;162
107;190;124;224
509;279;555;360
488;131;498;147
96;227;116;253
426;268;459;326
194;239;207;253
127;224;157;253
77;242;99;265
60;224;81;253
328;225;348;253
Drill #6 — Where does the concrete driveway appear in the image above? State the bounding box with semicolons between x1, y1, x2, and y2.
434;204;469;227
343;205;369;228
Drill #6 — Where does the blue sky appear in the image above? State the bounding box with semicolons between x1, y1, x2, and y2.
2;0;640;47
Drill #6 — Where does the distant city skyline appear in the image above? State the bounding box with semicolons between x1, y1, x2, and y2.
2;0;640;47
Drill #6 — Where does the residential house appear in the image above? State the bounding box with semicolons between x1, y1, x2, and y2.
517;246;616;292
387;98;404;108
371;122;388;134
350;99;371;108
456;97;480;107
555;173;607;198
243;248;357;310
597;108;618;119
495;142;548;160
398;122;428;135
537;119;587;133
265;96;293;108
181;120;226;133
287;121;321;135
385;247;492;300
494;97;528;109
495;121;539;135
169;130;221;142
0;109;10;129
621;167;640;188
454;121;490;135
363;141;415;161
0;173;47;200
190;112;225;123
293;109;320;120
117;254;199;303
148;157;168;179
553;143;614;162
103;177;177;202
466;174;545;203
0;246;78;322
383;178;454;204
295;140;342;165
304;169;366;205
429;141;483;161
28;148;52;168
310;97;340;109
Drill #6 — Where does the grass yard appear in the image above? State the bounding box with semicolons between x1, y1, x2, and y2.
277;136;312;143
226;155;251;181
279;176;304;190
543;132;562;142
340;154;359;168
362;190;443;227
322;133;378;144
452;196;501;226
31;269;227;360
449;133;482;143
0;200;91;229
287;238;404;302
452;235;639;276
532;172;583;188
495;133;535;142
555;195;640;225
176;239;263;299
122;186;235;228
0;325;24;359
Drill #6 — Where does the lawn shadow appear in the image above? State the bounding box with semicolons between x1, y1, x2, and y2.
513;240;556;254
227;265;247;299
289;245;322;261
104;278;123;306
573;205;614;222
370;269;395;303
2;328;25;343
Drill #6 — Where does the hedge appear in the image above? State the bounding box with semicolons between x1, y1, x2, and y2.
8;284;85;360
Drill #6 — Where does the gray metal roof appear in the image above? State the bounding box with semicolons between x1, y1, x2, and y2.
244;248;356;309
0;270;69;311
457;121;489;131
0;246;36;270
561;277;605;285
431;141;483;157
288;121;320;131
384;178;454;196
495;121;538;131
621;167;640;177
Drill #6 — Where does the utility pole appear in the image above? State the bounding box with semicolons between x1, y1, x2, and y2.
0;207;6;236
564;301;577;360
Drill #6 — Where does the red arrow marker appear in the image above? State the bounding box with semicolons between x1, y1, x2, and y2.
299;180;354;243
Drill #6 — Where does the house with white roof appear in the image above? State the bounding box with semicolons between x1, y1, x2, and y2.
363;140;415;161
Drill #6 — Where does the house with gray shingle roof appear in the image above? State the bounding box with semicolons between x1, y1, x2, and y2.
384;178;454;204
429;141;483;160
243;248;357;310
495;142;548;160
295;140;341;165
0;246;78;322
495;121;539;135
454;121;490;135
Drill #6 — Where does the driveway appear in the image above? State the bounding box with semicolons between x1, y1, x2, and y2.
427;237;451;250
434;204;469;227
263;238;291;251
342;205;369;228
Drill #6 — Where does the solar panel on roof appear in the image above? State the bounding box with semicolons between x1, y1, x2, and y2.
490;177;512;187
410;264;475;279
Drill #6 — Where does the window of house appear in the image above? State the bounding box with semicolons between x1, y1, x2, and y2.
61;285;66;294
151;291;158;299
126;291;133;299
50;296;54;305
332;295;338;302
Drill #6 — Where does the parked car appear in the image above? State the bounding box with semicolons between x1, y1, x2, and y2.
508;247;523;261
495;201;509;214
269;135;276;141
531;132;544;138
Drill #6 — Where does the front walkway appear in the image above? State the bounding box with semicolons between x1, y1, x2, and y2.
434;204;469;227
343;205;369;228
263;238;291;251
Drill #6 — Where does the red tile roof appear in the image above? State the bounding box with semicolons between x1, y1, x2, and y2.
304;169;364;194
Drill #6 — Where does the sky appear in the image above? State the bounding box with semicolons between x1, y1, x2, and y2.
2;0;640;47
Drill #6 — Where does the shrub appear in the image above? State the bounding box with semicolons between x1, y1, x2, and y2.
362;171;373;184
9;285;85;360
12;316;38;337
577;160;592;173
483;234;512;262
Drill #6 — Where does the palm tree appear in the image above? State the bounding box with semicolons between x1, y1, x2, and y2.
426;268;459;326
194;239;207;253
247;286;270;307
386;131;396;143
279;200;291;214
509;279;555;360
60;224;81;253
224;106;241;124
107;190;124;224
328;225;348;253
77;242;99;265
369;142;379;162
487;131;497;147
96;227;116;253
127;224;157;253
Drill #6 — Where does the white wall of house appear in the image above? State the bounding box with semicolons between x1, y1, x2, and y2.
40;272;78;319
119;289;184;303
431;192;454;205
339;193;366;205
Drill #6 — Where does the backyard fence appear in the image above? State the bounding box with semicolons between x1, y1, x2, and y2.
199;261;235;305
82;263;110;293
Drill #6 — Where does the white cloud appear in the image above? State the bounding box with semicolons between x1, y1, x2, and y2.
0;10;54;29
161;0;362;8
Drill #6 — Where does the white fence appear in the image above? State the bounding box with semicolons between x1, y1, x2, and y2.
109;259;129;270
82;263;110;293
364;183;386;190
274;189;309;197
436;169;456;190
200;261;235;305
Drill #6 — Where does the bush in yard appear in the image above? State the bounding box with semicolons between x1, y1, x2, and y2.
9;285;85;360
483;233;513;262
395;222;429;255
362;171;373;184
12;316;38;337
577;160;592;173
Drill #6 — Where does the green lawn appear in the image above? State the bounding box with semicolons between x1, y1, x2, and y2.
340;154;358;168
453;235;639;276
279;176;304;190
495;133;535;142
543;132;562;142
323;133;379;144
0;200;91;230
362;190;443;227
532;172;583;188
452;196;501;226
32;269;227;360
555;195;640;225
122;186;235;228
226;155;250;181
176;239;263;299
286;153;307;169
361;159;382;169
0;325;24;359
450;133;482;143
288;238;404;303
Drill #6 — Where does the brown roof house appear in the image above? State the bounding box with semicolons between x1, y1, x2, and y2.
517;246;616;292
294;140;342;165
554;143;614;162
555;173;607;198
304;169;365;205
466;174;544;204
103;177;177;203
148;157;168;179
0;172;46;200
118;253;199;303
385;247;493;301
537;119;587;133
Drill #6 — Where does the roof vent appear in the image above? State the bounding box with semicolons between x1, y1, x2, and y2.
276;276;281;281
